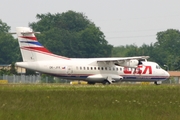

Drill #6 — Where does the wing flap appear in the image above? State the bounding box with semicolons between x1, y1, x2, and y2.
97;56;149;67
97;56;149;62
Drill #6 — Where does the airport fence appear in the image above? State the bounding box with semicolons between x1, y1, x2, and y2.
0;75;70;84
0;75;179;84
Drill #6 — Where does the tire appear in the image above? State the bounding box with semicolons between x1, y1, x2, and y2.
102;80;110;85
88;82;95;85
154;81;161;85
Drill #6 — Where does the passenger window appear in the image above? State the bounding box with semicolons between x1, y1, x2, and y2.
98;67;100;70
113;68;115;71
76;66;78;70
91;67;93;70
105;67;107;70
120;68;122;71
109;67;111;70
87;67;89;70
101;67;104;70
94;67;96;70
116;68;118;71
84;67;86;70
80;67;82;70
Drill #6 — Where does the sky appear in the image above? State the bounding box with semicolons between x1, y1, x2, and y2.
1;0;180;46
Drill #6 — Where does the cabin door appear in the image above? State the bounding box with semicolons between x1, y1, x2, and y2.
67;66;73;75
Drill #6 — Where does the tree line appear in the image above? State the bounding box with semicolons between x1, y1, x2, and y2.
0;10;179;73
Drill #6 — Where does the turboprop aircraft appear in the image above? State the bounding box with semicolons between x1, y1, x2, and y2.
13;27;169;85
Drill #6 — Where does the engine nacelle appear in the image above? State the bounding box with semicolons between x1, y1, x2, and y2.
86;74;123;82
110;75;123;80
121;59;139;68
86;74;105;81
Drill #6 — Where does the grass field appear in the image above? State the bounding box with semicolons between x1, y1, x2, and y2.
0;84;180;120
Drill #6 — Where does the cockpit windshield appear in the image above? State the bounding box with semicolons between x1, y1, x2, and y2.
156;64;161;69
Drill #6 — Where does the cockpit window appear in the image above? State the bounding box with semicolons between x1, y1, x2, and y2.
156;65;161;69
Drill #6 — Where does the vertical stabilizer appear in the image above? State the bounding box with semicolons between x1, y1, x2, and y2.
16;27;69;62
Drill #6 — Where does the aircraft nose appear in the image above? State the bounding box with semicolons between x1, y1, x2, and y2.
165;71;170;79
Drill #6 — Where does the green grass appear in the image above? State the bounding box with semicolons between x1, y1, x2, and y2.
0;84;180;120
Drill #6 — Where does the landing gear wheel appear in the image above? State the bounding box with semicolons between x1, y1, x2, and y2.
87;82;95;85
102;80;110;85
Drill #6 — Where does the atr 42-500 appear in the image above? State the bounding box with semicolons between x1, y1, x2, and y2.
13;27;169;85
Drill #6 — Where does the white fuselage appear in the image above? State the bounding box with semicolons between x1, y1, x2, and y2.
16;58;169;83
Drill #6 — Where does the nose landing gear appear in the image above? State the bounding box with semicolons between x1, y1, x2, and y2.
154;81;162;85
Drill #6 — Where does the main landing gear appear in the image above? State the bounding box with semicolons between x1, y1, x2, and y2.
102;80;111;85
87;82;96;85
154;81;162;85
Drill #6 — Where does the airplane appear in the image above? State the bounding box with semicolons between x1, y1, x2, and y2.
13;27;169;85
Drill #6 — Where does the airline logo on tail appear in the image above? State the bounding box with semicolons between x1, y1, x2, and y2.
15;27;70;61
19;36;52;54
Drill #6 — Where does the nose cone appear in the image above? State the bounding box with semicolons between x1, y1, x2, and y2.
165;71;170;79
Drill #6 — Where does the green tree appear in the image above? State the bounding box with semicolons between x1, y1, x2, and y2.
112;44;141;57
0;63;18;75
29;11;113;58
10;62;17;74
0;20;21;64
138;43;157;61
155;29;180;70
112;45;128;57
112;29;180;70
0;19;10;33
0;69;11;76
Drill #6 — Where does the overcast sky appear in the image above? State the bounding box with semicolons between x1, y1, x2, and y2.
1;0;180;46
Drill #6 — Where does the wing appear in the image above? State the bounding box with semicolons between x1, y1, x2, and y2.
97;56;149;68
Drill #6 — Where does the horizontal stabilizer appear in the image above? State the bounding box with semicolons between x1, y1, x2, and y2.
21;31;41;34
